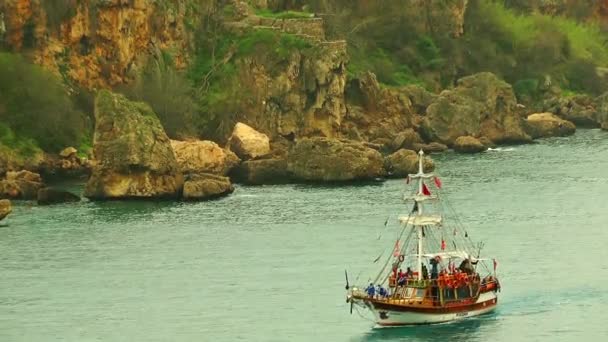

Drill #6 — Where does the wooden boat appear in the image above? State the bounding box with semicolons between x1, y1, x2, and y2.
345;151;501;327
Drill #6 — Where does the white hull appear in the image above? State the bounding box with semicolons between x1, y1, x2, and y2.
363;292;498;327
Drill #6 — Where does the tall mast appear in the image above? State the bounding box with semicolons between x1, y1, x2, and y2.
416;150;424;281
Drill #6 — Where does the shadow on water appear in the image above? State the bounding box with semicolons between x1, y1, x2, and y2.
353;314;498;342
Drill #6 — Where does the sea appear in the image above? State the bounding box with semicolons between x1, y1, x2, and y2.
1;129;608;341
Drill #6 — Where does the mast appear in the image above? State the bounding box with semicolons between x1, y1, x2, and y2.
416;150;424;281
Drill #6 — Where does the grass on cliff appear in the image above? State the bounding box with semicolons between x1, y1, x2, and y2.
255;9;314;19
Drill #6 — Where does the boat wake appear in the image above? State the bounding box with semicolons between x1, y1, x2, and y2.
486;147;516;152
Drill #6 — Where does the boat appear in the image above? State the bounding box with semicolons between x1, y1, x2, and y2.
345;150;501;327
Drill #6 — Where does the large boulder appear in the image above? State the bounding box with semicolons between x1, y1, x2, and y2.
171;140;240;176
232;159;291;185
453;136;487;154
84;91;183;200
543;95;599;127
412;142;449;154
525;113;576;139
0;199;11;221
287;137;385;181
182;173;234;200
391;129;423;151
0;170;45;200
228;123;271;160
59;147;78;159
37;188;81;205
596;92;608;130
384;149;435;178
422;73;531;145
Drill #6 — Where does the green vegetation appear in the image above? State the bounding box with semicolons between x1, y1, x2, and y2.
312;0;608;97
255;9;313;19
0;53;88;152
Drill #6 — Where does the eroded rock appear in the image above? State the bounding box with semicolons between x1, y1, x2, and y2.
228;123;271;160
171;140;240;176
453;136;486;154
287;137;385;181
0;199;11;221
233;158;290;185
84;91;183;200
0;170;45;200
37;188;81;205
182;173;234;200
525;113;576;139
384;149;435;178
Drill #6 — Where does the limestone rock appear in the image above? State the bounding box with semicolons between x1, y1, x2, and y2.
0;170;45;200
171;140;240;176
391;129;423;151
402;84;437;114
228;123;271;160
0;199;11;221
412;142;449;154
525;113;576;139
287;138;385;181
233;159;290;185
423;72;531;145
543;95;599;127
37;188;81;205
453;136;487;154
595;92;608;130
384;150;435;178
182;173;234;201
59;147;78;159
84;91;183;200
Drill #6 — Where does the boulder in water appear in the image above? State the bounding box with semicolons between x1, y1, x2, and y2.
391;129;423;152
422;72;531;145
453;136;487;153
182;173;234;200
287;137;385;181
0;170;45;200
84;90;183;200
0;199;11;221
228;123;271;160
525;113;576;139
384;149;435;178
171;140;240;176
233;158;291;185
37;188;81;205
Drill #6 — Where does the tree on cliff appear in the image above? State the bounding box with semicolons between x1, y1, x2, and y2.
0;53;86;152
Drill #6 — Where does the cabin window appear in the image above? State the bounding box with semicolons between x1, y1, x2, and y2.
416;289;426;298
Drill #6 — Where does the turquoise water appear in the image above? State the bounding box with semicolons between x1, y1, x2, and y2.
2;129;608;341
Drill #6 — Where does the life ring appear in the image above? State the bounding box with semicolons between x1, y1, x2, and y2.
398;255;405;262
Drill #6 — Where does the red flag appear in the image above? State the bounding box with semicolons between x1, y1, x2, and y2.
434;176;442;189
393;240;401;257
493;259;498;271
441;239;446;251
422;183;431;196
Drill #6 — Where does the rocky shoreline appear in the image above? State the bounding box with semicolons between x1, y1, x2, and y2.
2;72;608;207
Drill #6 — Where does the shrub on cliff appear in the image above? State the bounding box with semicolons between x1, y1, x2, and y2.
0;53;87;152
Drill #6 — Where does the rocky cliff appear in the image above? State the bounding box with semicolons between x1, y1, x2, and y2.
0;0;198;88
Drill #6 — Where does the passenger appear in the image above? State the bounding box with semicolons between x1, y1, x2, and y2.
422;265;429;280
406;267;413;278
398;268;404;280
430;257;439;280
398;273;406;286
377;285;387;298
366;283;376;298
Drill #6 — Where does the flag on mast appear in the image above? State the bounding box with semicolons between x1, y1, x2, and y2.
422;183;431;196
493;259;498;271
441;239;446;251
434;176;442;189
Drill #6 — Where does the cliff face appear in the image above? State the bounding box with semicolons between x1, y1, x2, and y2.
1;0;197;88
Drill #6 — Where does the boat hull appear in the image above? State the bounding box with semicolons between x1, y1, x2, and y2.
362;291;498;327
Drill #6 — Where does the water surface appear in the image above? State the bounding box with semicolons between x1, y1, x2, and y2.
2;129;608;341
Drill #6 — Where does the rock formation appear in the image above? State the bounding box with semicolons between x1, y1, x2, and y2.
232;159;291;185
84;90;183;199
422;73;531;145
453;136;487;154
287;137;385;181
0;199;11;221
0;170;45;200
182;173;234;200
525;113;576;139
384;149;435;178
37;188;81;205
171;140;240;176
228;123;271;160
